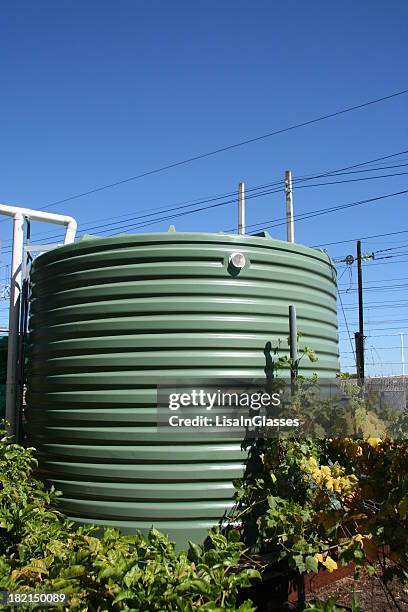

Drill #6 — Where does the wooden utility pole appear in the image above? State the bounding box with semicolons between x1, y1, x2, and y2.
355;240;365;383
285;170;294;243
238;182;245;235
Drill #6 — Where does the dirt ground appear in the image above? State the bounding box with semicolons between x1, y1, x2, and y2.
308;568;408;611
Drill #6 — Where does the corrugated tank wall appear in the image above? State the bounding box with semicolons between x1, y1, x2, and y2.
26;232;339;547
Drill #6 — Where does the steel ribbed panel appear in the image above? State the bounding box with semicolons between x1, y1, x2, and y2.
27;232;339;547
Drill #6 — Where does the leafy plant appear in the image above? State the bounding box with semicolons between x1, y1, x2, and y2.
0;427;259;611
228;341;408;605
304;591;362;612
304;598;343;612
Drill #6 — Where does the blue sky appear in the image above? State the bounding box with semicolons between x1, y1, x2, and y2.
1;0;407;375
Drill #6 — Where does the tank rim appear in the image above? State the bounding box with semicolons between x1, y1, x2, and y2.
32;230;335;268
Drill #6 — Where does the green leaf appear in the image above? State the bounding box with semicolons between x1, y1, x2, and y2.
237;602;257;612
188;540;201;563
60;564;86;579
184;579;211;595
305;555;318;573
293;554;306;573
240;568;261;581
112;589;134;605
123;565;143;587
98;565;118;580
227;529;241;543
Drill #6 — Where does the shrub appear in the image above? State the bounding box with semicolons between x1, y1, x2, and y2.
0;430;259;611
229;342;408;597
230;435;408;592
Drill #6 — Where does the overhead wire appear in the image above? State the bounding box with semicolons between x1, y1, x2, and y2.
4;147;408;248
336;268;356;362
6;87;408;214
243;188;408;234
2;184;408;257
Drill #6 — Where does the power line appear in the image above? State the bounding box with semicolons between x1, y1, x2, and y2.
43;186;408;242
339;275;408;285
11;87;408;213
5;147;408;247
342;362;404;366
342;303;408;311
0;180;284;246
339;326;408;333
245;188;408;233
0;184;287;255
336;257;408;269
298;161;408;180
336;269;355;362
293;170;408;191
3;183;407;258
335;245;408;264
342;298;408;308
339;283;408;293
313;228;408;249
360;333;407;338
340;318;408;326
343;347;402;353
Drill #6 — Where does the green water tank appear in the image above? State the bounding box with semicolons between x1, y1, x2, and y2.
26;232;339;547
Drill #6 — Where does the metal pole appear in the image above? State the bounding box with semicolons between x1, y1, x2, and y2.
238;182;245;235
285;170;294;243
289;305;298;381
401;333;405;376
5;213;24;436
356;240;364;383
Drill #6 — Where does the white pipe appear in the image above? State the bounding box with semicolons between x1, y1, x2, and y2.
285;170;295;243
0;204;77;438
5;213;24;434
0;204;77;244
238;182;245;235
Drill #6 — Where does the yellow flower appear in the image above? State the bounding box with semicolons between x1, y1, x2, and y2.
311;469;322;483
323;556;338;572
367;437;382;448
314;553;324;563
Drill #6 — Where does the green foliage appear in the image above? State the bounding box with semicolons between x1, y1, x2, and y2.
0;429;259;611
231;430;408;583
304;598;343;612
304;591;361;612
229;343;408;592
274;332;318;379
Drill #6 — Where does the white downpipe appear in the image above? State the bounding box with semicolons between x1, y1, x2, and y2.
6;213;24;435
0;204;77;437
285;170;295;243
0;205;77;244
238;182;245;235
